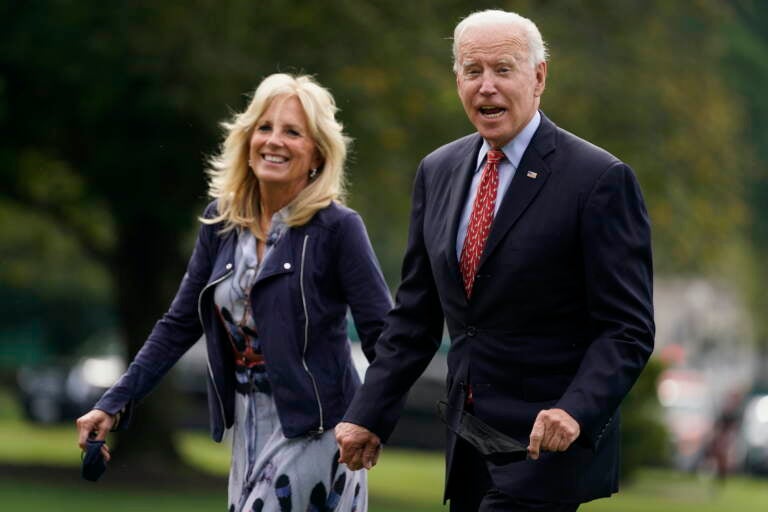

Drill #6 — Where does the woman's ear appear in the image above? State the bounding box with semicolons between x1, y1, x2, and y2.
312;151;324;174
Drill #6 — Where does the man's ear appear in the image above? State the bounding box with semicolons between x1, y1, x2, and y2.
534;61;547;97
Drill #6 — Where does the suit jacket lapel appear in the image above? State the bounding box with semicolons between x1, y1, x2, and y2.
443;134;484;283
479;113;557;269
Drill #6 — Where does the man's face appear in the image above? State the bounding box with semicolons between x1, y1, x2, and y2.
456;25;547;148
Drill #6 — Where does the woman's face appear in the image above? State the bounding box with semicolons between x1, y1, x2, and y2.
249;95;321;196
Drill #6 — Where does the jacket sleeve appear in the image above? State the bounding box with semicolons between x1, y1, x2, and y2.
556;162;655;450
342;163;445;442
93;208;217;428
336;211;393;363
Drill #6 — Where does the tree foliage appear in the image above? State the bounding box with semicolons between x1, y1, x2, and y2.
620;358;668;481
721;0;768;357
518;0;750;274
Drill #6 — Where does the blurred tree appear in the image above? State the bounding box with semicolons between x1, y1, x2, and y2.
1;1;229;469
0;202;114;365
517;0;750;275
619;358;668;481
722;0;768;372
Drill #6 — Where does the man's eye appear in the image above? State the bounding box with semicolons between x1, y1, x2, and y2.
498;67;511;73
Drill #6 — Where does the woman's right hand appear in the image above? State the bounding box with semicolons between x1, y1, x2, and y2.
76;409;115;462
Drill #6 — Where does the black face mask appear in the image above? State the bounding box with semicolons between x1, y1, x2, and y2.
81;439;107;482
438;401;528;465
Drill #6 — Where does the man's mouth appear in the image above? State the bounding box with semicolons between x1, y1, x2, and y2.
478;106;506;119
263;154;289;163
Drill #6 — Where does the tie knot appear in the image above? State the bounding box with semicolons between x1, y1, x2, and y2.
487;149;505;165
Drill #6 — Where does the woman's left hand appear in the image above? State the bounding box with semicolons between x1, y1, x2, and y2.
76;409;115;462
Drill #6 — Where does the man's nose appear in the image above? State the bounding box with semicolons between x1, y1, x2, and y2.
478;72;497;95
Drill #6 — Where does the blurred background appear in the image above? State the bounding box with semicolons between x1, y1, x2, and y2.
2;0;768;510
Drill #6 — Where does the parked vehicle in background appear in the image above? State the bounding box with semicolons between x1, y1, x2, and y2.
17;358;122;423
16;333;126;424
738;389;768;474
15;331;206;425
17;322;450;451
656;368;716;471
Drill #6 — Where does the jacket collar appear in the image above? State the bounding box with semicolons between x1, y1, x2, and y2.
254;227;297;285
207;224;297;287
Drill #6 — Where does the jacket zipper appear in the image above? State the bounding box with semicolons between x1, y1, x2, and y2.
198;268;233;430
300;234;324;434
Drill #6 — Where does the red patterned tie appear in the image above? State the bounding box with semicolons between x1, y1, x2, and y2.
459;149;504;298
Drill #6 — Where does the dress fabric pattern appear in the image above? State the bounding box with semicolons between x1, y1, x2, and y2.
215;217;367;512
227;377;367;512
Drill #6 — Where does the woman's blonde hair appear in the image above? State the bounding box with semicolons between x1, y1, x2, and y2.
202;73;350;237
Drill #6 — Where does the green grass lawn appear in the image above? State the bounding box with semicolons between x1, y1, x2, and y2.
1;385;767;512
0;479;225;512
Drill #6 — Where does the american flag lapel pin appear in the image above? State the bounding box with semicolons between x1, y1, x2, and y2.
526;170;538;179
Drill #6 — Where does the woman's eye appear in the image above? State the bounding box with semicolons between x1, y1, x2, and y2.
256;124;271;132
287;129;301;137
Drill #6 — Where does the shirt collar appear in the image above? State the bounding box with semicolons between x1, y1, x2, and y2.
239;205;290;246
475;110;541;172
266;207;290;246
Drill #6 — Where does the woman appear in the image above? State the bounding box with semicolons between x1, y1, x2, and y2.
76;73;392;512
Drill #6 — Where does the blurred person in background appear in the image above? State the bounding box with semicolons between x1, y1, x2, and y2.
704;389;743;483
76;73;392;512
336;9;654;512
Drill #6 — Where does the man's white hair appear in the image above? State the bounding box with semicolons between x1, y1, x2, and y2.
452;10;549;73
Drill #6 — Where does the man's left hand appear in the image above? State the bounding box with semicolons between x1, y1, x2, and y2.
527;408;580;460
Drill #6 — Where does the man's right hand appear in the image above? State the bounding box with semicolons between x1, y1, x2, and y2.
335;421;382;471
527;408;580;460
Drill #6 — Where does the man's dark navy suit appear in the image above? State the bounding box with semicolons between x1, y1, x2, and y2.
344;112;654;503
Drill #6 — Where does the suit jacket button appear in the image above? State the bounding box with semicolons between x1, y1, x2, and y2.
466;326;477;337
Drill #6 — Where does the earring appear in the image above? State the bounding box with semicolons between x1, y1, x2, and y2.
309;168;319;180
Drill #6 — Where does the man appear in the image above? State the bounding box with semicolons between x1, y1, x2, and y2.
337;9;654;511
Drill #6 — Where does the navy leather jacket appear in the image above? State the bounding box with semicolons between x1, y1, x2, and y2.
95;201;392;441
